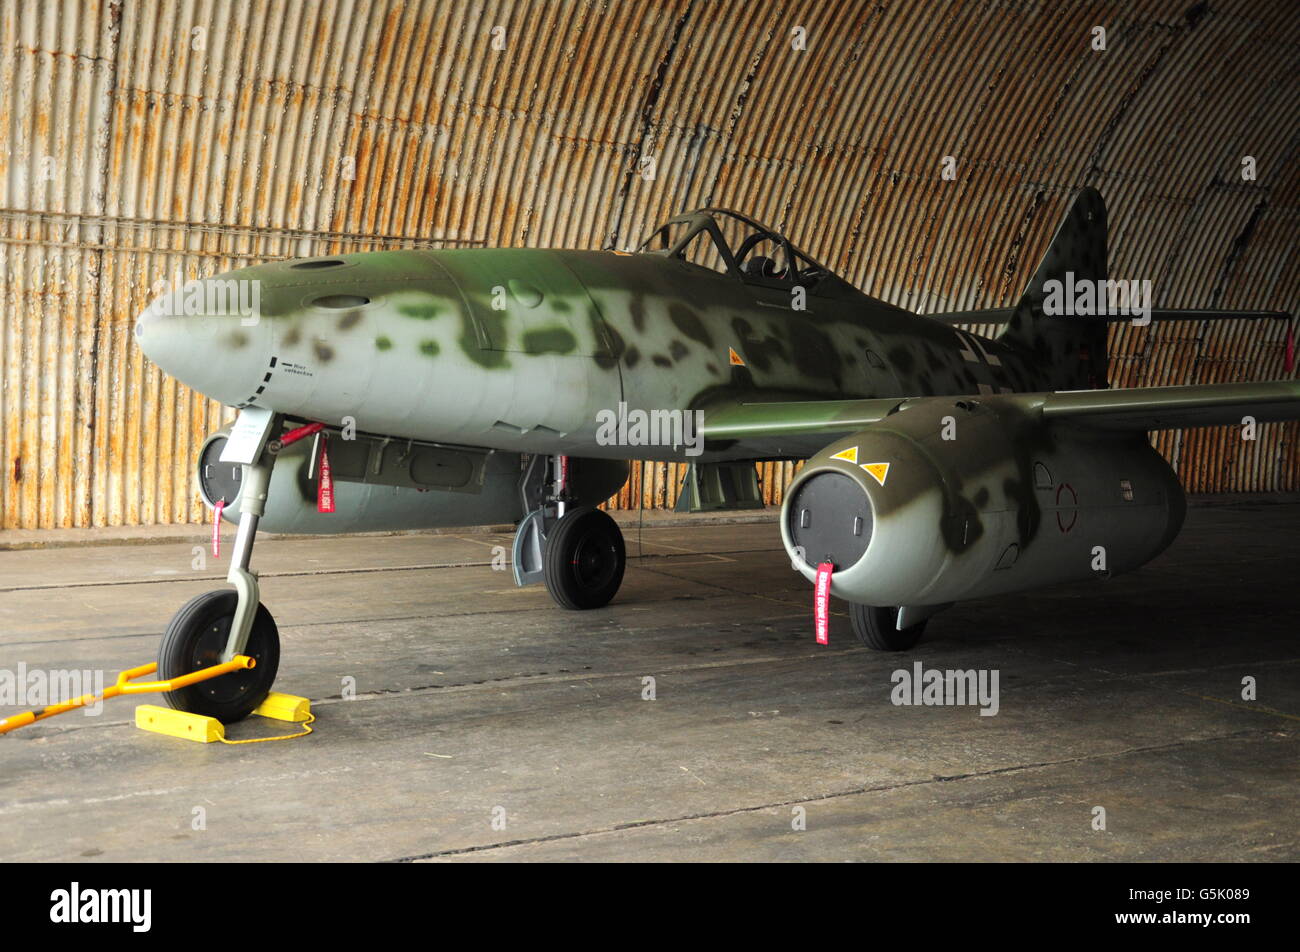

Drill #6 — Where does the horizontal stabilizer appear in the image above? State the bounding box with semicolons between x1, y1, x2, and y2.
923;308;1016;326
925;307;1293;373
1145;309;1290;323
925;307;1289;326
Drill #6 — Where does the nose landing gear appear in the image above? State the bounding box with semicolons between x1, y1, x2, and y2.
159;590;280;722
159;409;292;720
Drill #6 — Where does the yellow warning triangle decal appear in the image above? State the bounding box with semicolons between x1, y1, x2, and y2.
728;347;746;366
829;446;858;464
861;462;890;486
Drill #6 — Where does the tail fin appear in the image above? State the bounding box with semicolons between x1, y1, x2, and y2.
997;187;1110;390
928;187;1293;388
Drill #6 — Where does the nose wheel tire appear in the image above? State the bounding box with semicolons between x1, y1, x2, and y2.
850;603;926;651
543;506;626;609
158;590;280;722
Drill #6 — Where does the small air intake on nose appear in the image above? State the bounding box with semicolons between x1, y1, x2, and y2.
312;295;370;308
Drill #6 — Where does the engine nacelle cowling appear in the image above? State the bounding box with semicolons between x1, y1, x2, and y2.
780;397;1185;607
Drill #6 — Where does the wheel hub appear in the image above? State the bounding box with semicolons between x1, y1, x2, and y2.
571;534;617;590
188;617;260;703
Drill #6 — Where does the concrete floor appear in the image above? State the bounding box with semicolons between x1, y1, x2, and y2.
1;502;1296;862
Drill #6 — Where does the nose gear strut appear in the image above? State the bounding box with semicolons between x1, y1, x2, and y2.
165;408;312;720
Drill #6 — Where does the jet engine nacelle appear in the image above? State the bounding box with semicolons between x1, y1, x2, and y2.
197;426;628;534
780;398;1185;607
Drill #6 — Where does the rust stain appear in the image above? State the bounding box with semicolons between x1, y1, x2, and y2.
1;0;1296;528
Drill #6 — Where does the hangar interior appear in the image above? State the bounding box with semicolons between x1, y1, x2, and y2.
0;0;1296;862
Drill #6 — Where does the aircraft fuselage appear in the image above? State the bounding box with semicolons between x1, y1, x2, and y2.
136;247;1044;462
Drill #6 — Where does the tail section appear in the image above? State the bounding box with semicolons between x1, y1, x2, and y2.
996;187;1110;390
927;187;1292;390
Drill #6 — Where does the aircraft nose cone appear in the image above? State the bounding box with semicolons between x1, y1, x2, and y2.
135;275;272;407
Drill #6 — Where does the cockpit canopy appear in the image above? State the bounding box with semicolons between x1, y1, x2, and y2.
635;208;854;298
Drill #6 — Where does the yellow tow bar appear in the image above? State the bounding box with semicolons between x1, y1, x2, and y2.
0;656;255;735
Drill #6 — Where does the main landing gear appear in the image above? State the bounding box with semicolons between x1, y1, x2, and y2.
848;602;948;651
544;506;626;609
158;409;293;720
849;604;926;651
512;454;627;610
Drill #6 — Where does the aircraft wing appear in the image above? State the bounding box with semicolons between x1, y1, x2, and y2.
1038;380;1300;431
701;380;1300;454
699;396;907;456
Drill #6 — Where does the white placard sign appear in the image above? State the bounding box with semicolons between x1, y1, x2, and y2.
219;407;276;465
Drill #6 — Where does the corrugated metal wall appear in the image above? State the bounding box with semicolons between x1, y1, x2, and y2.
1;0;1296;528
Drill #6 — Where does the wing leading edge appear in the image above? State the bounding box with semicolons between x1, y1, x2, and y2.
701;380;1300;450
1038;380;1300;431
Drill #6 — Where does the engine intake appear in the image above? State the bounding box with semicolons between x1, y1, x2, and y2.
785;472;874;571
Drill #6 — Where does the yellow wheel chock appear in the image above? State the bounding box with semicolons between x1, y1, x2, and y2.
0;656;313;744
135;692;314;744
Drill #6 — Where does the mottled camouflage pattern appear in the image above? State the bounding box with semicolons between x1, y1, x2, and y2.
136;190;1102;462
134;188;1288;586
781;394;1186;606
999;187;1109;390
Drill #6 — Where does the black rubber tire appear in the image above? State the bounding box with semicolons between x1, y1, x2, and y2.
849;603;926;651
543;506;626;610
158;590;280;722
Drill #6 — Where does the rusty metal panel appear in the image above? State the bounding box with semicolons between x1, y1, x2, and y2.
1;0;1297;529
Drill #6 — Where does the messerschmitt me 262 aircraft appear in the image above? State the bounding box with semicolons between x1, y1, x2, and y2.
131;187;1298;723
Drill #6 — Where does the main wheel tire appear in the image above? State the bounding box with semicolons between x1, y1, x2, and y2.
543;506;626;610
850;603;926;651
158;590;280;722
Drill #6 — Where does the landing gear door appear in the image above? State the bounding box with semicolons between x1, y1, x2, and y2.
219;407;277;465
